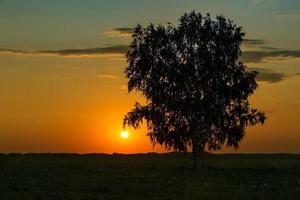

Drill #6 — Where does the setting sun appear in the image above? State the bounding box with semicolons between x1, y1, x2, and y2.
121;131;129;139
1;1;300;199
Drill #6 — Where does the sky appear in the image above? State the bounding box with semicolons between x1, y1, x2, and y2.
0;0;300;153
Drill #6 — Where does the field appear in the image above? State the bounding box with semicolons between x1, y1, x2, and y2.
0;153;299;200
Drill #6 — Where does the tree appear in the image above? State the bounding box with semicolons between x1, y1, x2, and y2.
123;11;266;168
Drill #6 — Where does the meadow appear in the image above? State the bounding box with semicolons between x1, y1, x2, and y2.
0;153;299;199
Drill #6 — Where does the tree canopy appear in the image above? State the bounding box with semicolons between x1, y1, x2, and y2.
123;11;266;167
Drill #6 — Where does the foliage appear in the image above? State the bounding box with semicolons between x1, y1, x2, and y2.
123;12;266;165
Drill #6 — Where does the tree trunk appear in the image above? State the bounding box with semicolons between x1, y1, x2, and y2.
192;139;206;169
200;144;206;168
192;139;199;168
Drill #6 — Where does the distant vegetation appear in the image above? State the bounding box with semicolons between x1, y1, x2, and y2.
0;153;299;199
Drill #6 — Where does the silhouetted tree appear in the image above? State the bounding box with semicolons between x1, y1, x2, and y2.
123;11;266;168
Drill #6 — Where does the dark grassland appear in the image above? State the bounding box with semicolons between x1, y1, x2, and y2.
0;153;299;200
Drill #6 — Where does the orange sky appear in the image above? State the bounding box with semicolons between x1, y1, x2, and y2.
0;54;299;153
0;0;299;153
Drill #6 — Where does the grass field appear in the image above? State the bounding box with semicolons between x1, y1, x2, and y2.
0;153;299;199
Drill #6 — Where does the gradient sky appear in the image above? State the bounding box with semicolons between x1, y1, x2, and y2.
0;0;300;153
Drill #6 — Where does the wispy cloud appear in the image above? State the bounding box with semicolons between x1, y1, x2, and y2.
243;39;265;46
1;44;300;64
275;12;300;21
251;0;275;5
104;27;133;38
98;74;118;79
242;38;280;51
248;67;286;83
0;45;129;57
241;50;300;63
258;46;280;51
0;48;30;55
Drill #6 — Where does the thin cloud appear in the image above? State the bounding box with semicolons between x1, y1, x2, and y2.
275;12;300;21
0;48;30;55
114;28;134;34
242;38;281;51
248;67;286;83
243;39;265;46
39;45;129;56
242;35;299;64
259;46;280;51
2;45;300;64
251;0;275;5
0;45;129;57
105;27;133;38
98;74;118;79
241;50;300;63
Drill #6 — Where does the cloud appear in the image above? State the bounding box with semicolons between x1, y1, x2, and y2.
0;45;129;57
243;39;265;46
247;67;286;83
40;45;129;56
113;28;134;34
98;74;118;79
251;0;275;5
258;46;280;51
275;12;300;21
241;38;300;63
241;50;300;63
242;38;282;52
1;45;300;65
104;27;133;38
0;48;30;55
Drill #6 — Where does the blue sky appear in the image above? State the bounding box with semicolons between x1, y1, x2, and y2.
0;0;299;49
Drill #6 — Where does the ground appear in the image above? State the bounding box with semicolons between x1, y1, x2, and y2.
0;153;299;199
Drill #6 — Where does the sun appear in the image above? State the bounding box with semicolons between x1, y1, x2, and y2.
120;130;129;139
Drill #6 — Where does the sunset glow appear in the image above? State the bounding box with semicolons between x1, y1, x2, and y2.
0;0;299;154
